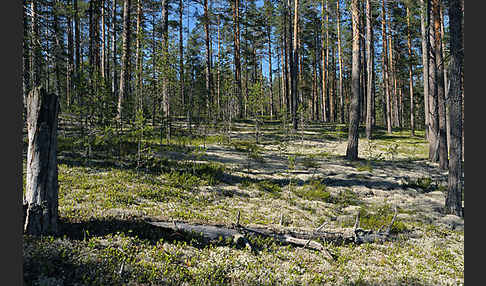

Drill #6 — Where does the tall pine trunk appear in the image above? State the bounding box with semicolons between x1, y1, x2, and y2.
382;0;392;133
180;0;186;117
433;0;448;170
216;13;222;119
204;0;212;119
321;0;327;122
53;0;63;99
161;0;170;140
336;0;344;124
66;0;74;108
117;0;131;122
346;0;360;161
420;0;430;139
291;0;299;131
427;0;440;162
135;0;143;112
407;5;415;136
266;3;274;120
365;0;373;139
445;0;463;217
111;0;117;102
232;0;242;119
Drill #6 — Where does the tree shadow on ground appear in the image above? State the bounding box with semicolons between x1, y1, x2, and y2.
58;217;213;250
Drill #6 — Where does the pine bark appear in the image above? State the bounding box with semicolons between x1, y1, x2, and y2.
407;6;415;136
346;0;360;161
66;0;74;108
427;0;440;162
135;0;143;112
445;0;463;217
101;0;106;81
327;3;333;122
321;0;327;122
180;0;185;114
365;0;373;139
266;2;274;120
117;0;131;121
420;0;429;139
282;10;290;118
336;0;344;124
433;0;448;170
204;0;212;119
111;0;117;101
440;5;450;154
291;0;299;131
232;0;242;119
161;0;170;139
216;13;221;119
382;0;392;133
74;0;80;90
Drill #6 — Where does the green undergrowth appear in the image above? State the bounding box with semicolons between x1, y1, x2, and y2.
24;120;462;286
294;180;362;209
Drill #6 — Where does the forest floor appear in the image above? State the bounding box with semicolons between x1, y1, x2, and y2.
23;115;464;285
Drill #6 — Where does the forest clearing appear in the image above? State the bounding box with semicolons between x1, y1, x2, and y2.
23;117;464;285
22;0;463;284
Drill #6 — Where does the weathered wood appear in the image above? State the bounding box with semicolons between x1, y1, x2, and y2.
147;210;398;260
24;87;60;235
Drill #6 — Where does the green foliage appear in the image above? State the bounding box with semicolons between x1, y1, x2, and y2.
294;180;331;202
406;176;441;193
333;189;362;207
255;180;282;198
352;161;373;172
355;204;408;233
165;171;202;191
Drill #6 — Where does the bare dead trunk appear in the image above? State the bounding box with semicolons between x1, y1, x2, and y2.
24;87;59;235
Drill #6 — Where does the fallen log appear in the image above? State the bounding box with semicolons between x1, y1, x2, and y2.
146;208;397;260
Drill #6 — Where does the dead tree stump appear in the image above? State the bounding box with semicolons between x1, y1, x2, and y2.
24;87;59;235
